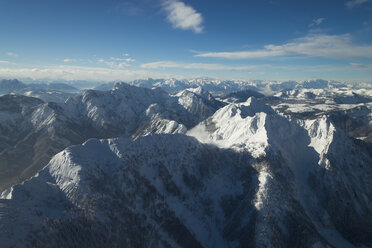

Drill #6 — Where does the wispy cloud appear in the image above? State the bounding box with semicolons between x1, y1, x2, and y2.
196;49;286;59
98;58;119;68
350;62;372;70
0;65;160;82
141;60;372;74
63;58;76;63
125;58;136;62
309;18;325;27
117;63;129;68
109;57;125;61
109;57;136;62
6;52;18;57
350;62;367;68
346;0;371;9
97;57;136;68
163;0;203;33
0;60;10;64
195;33;372;59
115;2;144;16
141;61;259;71
0;63;369;82
62;56;135;68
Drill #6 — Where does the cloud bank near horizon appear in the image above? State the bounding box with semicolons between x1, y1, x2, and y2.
195;33;372;60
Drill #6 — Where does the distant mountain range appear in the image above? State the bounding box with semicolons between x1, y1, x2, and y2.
113;78;368;95
0;79;81;103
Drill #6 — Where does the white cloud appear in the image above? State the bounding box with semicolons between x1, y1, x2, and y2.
195;49;286;59
6;52;18;57
98;58;132;68
140;61;358;73
0;65;160;82
346;0;371;9
110;57;135;62
109;57;126;61
141;61;257;71
163;0;203;33
117;62;130;68
0;63;369;82
63;58;76;63
350;62;367;68
350;62;372;70
309;18;325;27
123;53;130;57
125;58;136;62
195;33;372;59
0;60;10;64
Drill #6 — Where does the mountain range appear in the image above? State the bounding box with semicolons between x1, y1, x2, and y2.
0;79;371;247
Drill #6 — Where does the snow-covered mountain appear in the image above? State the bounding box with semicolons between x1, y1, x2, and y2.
0;79;27;94
96;78;262;95
19;89;77;103
0;78;371;247
0;83;222;192
95;78;371;96
0;79;82;103
1;97;372;247
188;97;372;247
267;86;372;143
173;87;225;122
4;77;370;98
218;89;265;103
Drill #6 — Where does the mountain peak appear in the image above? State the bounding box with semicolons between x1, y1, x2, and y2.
212;97;275;121
188;98;275;157
242;97;276;117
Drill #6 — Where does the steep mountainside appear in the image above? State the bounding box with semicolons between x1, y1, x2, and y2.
188;97;372;247
0;84;221;191
173;87;225;123
1;98;371;247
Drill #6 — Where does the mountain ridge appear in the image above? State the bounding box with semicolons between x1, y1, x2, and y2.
1;97;371;247
0;83;223;191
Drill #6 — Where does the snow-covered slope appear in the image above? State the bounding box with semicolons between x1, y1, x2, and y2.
0;135;258;247
267;85;372;144
1;97;372;247
173;87;225;123
188;97;275;157
188;97;372;247
63;83;220;136
0;134;340;247
0;83;222;192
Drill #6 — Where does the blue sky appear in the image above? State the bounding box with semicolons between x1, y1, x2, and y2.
0;0;372;82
